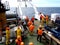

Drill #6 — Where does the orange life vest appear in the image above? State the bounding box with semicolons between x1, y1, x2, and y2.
27;20;32;27
29;24;34;32
46;16;48;21
38;29;43;35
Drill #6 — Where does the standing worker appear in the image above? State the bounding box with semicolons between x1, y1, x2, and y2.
31;16;35;25
25;16;29;25
45;15;49;25
6;26;10;45
16;26;22;37
37;25;43;42
39;12;45;26
29;24;35;35
41;15;45;26
27;20;33;27
40;12;42;23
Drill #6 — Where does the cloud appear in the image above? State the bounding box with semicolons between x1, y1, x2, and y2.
2;0;60;7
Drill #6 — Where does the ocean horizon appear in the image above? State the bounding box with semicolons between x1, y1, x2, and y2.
6;7;60;19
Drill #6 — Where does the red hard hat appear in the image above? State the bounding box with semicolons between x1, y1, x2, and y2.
6;27;10;30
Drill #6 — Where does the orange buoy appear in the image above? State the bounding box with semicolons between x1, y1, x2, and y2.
29;42;34;45
20;42;24;45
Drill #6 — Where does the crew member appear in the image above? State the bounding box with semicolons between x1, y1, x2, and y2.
25;16;29;25
6;26;10;45
37;25;43;42
45;15;49;25
16;26;22;37
39;12;45;25
27;20;33;27
31;16;35;25
29;24;35;35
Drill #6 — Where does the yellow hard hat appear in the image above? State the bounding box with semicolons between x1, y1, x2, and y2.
6;27;10;30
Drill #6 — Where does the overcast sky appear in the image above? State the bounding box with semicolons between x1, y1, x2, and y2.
2;0;60;7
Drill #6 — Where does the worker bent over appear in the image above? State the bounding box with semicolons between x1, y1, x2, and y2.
29;24;35;36
37;25;43;42
15;35;22;45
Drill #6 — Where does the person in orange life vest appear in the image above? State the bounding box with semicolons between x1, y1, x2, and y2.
15;35;22;45
27;20;33;27
37;25;43;42
45;15;49;25
31;16;35;25
25;16;29;25
29;24;35;35
6;26;10;45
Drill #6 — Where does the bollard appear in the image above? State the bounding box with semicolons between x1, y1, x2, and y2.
29;42;34;45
